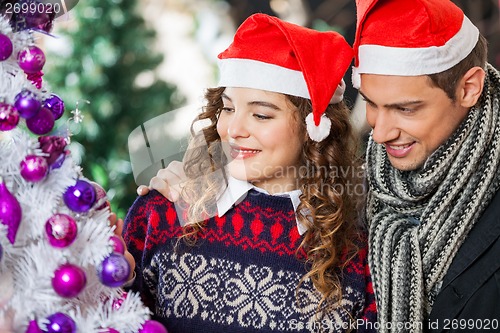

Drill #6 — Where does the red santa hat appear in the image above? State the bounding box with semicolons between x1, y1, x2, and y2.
352;0;480;88
217;13;353;142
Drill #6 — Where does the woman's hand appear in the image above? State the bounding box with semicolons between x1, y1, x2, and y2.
108;212;135;282
136;161;185;201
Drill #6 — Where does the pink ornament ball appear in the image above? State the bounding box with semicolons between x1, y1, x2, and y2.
0;33;13;61
112;291;127;310
90;181;110;210
26;107;54;135
45;312;76;333
20;155;49;182
52;263;86;298
24;319;43;333
97;252;130;288
18;45;46;74
0;103;20;131
0;180;22;244
139;320;168;333
45;214;78;248
102;329;119;333
109;235;125;254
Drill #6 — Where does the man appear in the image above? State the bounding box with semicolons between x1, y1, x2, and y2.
136;0;500;331
351;0;500;331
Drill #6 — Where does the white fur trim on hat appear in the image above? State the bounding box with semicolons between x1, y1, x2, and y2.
218;58;310;99
306;113;331;142
330;79;346;104
352;15;479;87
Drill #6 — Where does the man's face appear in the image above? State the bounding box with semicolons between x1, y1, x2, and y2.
360;74;469;171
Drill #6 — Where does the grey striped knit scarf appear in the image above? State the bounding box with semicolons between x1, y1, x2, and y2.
366;64;500;332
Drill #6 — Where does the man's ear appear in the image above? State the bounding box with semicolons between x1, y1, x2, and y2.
458;66;486;108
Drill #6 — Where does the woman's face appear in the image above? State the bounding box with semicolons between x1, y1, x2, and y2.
216;87;303;194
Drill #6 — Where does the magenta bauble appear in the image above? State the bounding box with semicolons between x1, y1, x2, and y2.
102;329;119;333
20;155;49;182
45;214;78;248
96;253;130;288
25;319;43;333
0;33;13;61
0;180;22;244
109;235;125;254
18;45;46;73
0;103;20;131
90;181;109;210
112;291;128;310
15;89;41;119
52;263;86;298
138;320;168;333
26;107;54;135
45;312;76;333
63;180;96;213
38;136;68;165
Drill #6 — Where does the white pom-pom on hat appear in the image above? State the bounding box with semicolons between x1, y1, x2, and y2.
306;113;332;142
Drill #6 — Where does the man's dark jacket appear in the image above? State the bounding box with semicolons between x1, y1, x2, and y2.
427;190;500;332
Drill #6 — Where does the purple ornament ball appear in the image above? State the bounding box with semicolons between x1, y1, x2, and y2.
109;235;125;254
45;312;76;333
0;103;20;131
139;320;168;333
0;180;22;244
18;45;46;74
15;90;41;119
52;263;86;298
20;155;48;182
0;33;13;61
63;180;96;213
45;214;78;248
26;107;54;135
43;94;65;120
97;252;130;288
50;153;66;170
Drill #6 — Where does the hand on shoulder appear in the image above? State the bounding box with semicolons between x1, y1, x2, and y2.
136;161;185;201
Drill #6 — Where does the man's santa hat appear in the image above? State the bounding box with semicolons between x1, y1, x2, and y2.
352;0;480;88
217;14;353;142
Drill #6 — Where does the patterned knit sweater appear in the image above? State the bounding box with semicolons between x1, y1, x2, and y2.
124;190;377;333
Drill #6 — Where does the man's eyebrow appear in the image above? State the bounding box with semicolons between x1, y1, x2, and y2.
359;91;423;108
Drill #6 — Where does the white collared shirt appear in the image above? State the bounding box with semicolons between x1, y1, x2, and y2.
216;175;309;235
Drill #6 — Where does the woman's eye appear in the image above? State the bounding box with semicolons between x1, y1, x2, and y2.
221;107;234;113
254;114;271;120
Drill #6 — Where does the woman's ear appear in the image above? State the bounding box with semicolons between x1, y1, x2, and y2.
458;66;486;108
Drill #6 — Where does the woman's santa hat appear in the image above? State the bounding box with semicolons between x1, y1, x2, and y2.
352;0;480;88
217;14;353;142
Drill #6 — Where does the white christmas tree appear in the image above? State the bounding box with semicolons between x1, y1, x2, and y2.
0;10;166;333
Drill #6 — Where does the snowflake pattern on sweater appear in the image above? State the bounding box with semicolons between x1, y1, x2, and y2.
124;190;377;332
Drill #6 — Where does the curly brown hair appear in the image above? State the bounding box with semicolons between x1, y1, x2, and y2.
179;86;365;309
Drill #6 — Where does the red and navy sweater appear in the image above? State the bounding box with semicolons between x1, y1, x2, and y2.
124;190;377;332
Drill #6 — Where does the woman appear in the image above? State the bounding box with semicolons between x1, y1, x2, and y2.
124;13;376;332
